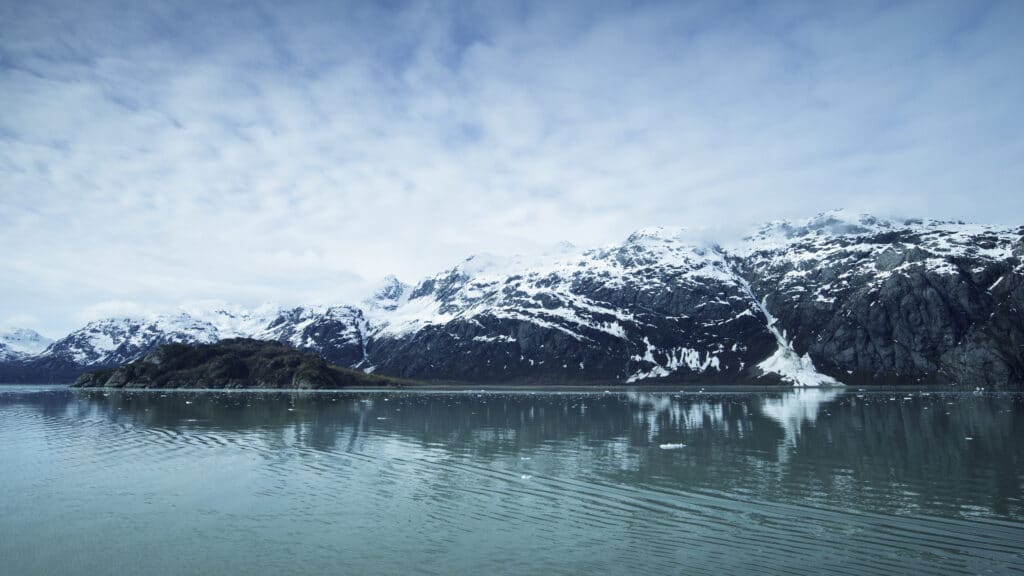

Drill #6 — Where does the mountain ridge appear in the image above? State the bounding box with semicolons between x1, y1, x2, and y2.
4;211;1022;388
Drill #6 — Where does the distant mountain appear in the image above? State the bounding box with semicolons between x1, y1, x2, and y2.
0;328;53;360
3;211;1022;387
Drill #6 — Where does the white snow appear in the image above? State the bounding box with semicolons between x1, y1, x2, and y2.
627;337;723;383
734;276;842;387
471;334;517;343
10;212;1013;385
756;345;841;388
363;230;747;361
733;210;1018;304
0;328;53;358
178;301;283;338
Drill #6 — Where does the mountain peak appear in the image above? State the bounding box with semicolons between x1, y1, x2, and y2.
366;275;411;311
765;210;894;238
626;226;689;243
0;327;53;357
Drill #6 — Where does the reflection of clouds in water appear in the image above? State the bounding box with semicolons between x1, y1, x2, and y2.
626;392;725;440
760;389;842;448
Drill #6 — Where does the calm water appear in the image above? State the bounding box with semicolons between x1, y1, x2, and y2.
1;385;1022;575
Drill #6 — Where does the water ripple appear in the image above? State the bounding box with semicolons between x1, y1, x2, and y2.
1;386;1022;575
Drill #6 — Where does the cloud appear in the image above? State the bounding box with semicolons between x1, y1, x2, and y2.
73;300;152;324
3;313;38;328
1;0;1023;335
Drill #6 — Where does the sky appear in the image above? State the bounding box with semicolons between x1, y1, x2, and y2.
1;0;1023;336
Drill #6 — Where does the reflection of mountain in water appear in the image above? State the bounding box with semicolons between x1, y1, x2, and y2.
760;388;843;447
2;387;1021;519
625;392;726;440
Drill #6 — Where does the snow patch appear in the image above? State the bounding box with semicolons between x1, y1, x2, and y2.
627;338;722;383
756;345;840;388
472;334;518;343
734;276;842;387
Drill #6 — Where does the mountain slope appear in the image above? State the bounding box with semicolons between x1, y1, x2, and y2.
363;229;776;383
731;213;1024;385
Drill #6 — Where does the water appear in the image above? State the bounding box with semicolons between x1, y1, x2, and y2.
1;385;1022;575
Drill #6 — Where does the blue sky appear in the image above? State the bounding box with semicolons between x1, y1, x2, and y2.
1;0;1022;335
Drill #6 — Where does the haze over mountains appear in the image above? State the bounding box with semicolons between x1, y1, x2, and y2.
3;211;1022;388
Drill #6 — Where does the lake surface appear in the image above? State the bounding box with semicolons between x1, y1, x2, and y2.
1;385;1022;575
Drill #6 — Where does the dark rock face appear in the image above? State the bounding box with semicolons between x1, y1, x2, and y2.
736;219;1024;387
7;213;1024;388
72;339;404;389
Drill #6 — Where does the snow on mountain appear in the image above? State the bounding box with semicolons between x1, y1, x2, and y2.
363;275;412;312
736;210;1017;273
0;328;53;359
362;229;774;383
3;211;1021;387
732;209;1021;322
734;210;1024;386
43;315;221;366
258;305;367;367
177;302;284;338
358;213;1022;386
371;230;735;341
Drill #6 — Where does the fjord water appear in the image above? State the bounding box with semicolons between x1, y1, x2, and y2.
1;386;1021;575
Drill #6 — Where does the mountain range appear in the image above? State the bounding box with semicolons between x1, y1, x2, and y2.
3;211;1022;388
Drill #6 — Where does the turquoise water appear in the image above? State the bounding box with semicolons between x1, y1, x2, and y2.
1;385;1022;575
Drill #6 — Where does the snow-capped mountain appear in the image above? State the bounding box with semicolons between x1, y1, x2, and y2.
44;315;220;366
0;328;53;360
362;227;772;383
2;211;1022;387
732;213;1024;386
